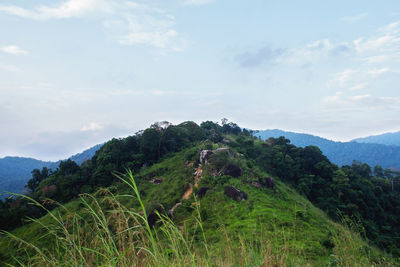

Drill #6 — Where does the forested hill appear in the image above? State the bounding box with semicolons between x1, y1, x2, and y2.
1;120;399;262
256;129;400;169
352;131;400;146
1;120;400;265
0;144;102;196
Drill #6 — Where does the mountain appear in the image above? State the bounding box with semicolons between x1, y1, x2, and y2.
352;131;400;146
1;121;398;265
256;129;400;169
0;144;103;197
68;143;104;165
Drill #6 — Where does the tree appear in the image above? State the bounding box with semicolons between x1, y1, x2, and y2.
331;169;349;199
26;167;50;192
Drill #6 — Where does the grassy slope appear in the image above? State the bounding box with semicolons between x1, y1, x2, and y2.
0;143;395;266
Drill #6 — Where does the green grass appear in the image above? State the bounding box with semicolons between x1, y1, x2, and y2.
0;146;397;266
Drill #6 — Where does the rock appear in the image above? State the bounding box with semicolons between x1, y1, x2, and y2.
200;150;214;164
222;138;231;144
260;177;275;189
224;186;247;201
223;164;242;178
147;212;159;228
196;187;210;199
150;178;163;184
200;147;235;164
249;181;262;188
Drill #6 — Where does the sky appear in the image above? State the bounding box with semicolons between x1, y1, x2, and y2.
1;0;400;160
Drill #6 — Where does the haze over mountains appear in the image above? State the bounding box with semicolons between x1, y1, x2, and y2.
352;131;400;146
0;144;103;197
256;129;400;170
2;128;400;197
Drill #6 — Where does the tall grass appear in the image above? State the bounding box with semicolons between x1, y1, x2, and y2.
1;171;395;266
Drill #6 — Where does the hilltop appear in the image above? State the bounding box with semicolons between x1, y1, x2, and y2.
0;121;399;265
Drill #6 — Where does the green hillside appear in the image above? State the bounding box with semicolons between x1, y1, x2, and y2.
0;121;399;266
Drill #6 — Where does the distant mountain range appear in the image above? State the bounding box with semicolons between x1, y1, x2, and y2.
0;144;103;198
256;129;400;170
352;131;400;146
3;129;400;198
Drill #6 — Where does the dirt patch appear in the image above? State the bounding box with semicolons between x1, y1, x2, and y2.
182;184;193;200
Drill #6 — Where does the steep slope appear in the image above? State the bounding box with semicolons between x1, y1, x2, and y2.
353;131;400;146
256;129;400;169
0;144;102;197
0;145;393;266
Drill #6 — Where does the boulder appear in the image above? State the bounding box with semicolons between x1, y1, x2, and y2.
200;147;235;164
260;177;275;189
196;187;210;199
224;186;247;201
200;150;214;164
150;178;163;184
223;164;242;178
249;181;262;188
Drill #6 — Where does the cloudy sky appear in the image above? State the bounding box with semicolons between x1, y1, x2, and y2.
1;0;400;160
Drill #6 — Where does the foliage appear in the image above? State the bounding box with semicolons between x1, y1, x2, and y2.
0;171;394;266
1;119;400;264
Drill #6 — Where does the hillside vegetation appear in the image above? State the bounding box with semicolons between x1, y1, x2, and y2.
257;129;400;170
1;120;399;266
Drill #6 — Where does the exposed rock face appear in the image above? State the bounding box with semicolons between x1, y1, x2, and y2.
223;164;242;178
224;186;247;201
196;187;210;199
199;147;234;164
200;150;214;164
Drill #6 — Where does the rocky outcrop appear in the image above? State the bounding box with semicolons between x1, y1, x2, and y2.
199;147;234;164
224;186;247;201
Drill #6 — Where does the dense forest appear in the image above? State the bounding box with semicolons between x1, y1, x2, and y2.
1;120;400;258
257;129;400;169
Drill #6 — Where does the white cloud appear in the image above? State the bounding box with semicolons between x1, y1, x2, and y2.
322;92;400;111
2;45;28;55
0;0;184;51
349;83;368;91
0;0;110;20
329;68;391;91
277;39;352;65
80;122;103;131
183;0;215;6
119;29;178;48
340;13;368;23
367;68;390;77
